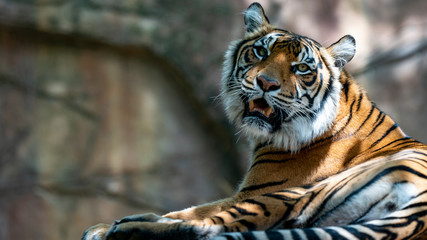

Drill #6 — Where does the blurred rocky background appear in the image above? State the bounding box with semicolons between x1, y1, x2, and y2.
0;0;426;239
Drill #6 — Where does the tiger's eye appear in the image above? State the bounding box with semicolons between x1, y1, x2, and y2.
297;64;310;72
258;48;267;57
254;46;268;59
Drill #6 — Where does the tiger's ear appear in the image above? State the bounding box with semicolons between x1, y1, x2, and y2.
327;35;356;69
244;2;270;33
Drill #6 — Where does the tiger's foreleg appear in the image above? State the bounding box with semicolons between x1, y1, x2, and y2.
162;197;237;220
81;198;237;240
104;189;307;240
109;197;237;225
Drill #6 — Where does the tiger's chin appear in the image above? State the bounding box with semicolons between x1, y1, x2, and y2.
240;105;335;152
242;116;274;135
241;115;315;153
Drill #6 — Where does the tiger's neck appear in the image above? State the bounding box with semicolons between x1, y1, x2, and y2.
325;70;407;156
236;71;418;198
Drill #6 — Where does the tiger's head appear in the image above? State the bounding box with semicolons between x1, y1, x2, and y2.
221;2;356;151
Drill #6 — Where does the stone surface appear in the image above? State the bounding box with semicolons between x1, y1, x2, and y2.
0;28;240;239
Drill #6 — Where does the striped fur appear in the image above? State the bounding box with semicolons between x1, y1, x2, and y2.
82;2;427;240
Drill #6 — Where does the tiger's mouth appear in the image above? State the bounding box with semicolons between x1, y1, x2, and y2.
249;98;274;118
243;97;283;132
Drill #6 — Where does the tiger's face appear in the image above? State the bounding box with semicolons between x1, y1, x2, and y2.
221;3;355;151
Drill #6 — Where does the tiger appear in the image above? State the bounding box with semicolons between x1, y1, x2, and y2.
82;2;427;240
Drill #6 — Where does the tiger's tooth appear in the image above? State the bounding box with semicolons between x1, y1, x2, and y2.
249;100;255;112
265;107;273;117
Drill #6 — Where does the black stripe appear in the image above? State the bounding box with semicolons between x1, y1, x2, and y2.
237;219;257;231
263;192;297;201
403;202;427;210
336;99;356;135
240;180;288;192
415;189;427;197
241;231;258;240
374;109;385;125
250;158;294;170
411;150;427;158
370;137;412;154
242;199;270;216
373;110;384;124
255;150;292;159
317;75;333;113
228;40;248;79
374;210;427;238
344;226;375;240
297;186;325;216
391;141;420;151
221;234;237;240
271;203;295;229
364;223;396;238
214;216;224;224
231;206;258;216
243;78;254;86
369;114;386;136
310;72;323;102
356;91;364;111
266;231;285;240
277;92;294;99
226;210;237;218
410;157;427;164
370;123;399;148
303;72;318;87
253;141;273;155
303;228;321;240
355;103;375;133
291;230;302;240
300;183;314;189
342;79;350;102
208;217;216;224
244;49;251;63
324;228;346;238
317;59;323;69
322;170;361;199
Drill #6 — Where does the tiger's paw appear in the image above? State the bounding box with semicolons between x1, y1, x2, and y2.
106;221;222;240
106;222;161;240
81;223;111;240
113;213;183;225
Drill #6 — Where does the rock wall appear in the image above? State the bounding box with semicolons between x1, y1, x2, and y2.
0;26;240;240
0;1;426;239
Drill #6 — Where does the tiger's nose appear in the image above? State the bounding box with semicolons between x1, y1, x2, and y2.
256;75;280;92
